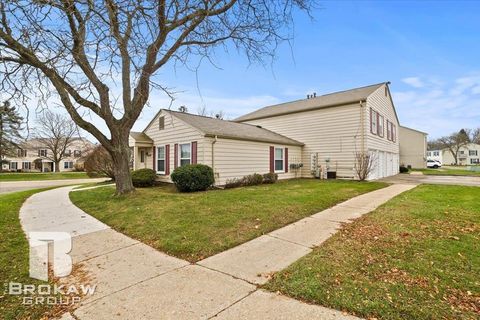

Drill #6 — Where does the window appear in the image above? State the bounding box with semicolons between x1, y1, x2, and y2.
460;150;465;155
274;147;284;172
17;149;27;157
10;162;18;170
73;150;82;157
140;150;145;163
392;124;396;142
377;114;384;137
179;143;191;167
64;161;73;169
469;150;478;156
370;109;378;134
159;116;165;130
433;151;440;156
38;149;47;157
63;149;71;157
471;158;480;164
22;162;31;170
157;146;165;173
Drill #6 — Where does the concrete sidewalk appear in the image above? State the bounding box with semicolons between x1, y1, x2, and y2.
0;177;108;194
198;184;416;284
19;184;415;319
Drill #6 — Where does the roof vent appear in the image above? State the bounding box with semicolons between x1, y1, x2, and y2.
178;105;188;113
306;92;317;99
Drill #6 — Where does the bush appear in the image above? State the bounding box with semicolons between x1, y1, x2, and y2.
262;172;278;184
399;165;409;173
84;146;115;179
225;178;244;189
171;164;214;192
242;173;263;186
131;168;156;187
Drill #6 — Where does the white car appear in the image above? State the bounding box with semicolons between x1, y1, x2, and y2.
427;160;442;168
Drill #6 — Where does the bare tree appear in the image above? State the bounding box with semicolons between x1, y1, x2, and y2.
197;106;225;119
84;145;115;179
354;152;376;181
35;110;79;172
470;128;480;145
438;129;470;165
0;1;313;194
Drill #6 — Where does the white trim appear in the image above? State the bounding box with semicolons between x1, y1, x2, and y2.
156;145;166;174
274;146;285;173
178;142;192;167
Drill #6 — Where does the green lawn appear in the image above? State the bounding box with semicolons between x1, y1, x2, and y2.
70;179;386;262
0;189;55;319
0;171;90;181
264;185;480;320
412;168;480;177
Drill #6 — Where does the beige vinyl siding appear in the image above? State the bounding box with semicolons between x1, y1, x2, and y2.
242;103;364;179
143;110;205;183
202;137;302;185
365;85;400;154
399;126;427;168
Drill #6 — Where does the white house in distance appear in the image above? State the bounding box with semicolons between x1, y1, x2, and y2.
129;82;427;185
2;137;95;172
428;143;480;165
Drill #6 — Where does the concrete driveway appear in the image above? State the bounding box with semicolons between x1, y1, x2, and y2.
0;178;109;194
380;173;480;187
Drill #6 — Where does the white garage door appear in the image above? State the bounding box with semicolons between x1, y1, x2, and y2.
369;150;399;180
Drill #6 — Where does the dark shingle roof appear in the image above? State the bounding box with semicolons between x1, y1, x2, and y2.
165;110;303;146
235;83;387;122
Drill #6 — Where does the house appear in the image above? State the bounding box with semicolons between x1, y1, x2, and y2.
433;143;480;165
399;126;428;168
130;82;426;184
2;137;95;172
426;149;443;164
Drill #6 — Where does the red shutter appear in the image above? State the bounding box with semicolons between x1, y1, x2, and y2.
285;148;289;173
165;145;170;175
174;144;178;169
370;108;373;133
192;141;197;164
152;147;156;171
269;146;274;173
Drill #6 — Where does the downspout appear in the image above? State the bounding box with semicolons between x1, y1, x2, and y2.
211;135;218;180
360;100;366;154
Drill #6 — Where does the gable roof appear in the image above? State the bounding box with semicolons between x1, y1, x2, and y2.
234;82;388;122
129;131;153;143
163;110;304;146
399;125;428;136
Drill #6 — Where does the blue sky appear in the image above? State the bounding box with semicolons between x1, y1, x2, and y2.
132;0;479;140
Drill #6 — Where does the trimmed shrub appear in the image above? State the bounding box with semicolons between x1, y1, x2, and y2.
131;168;156;187
242;173;263;186
225;178;244;189
262;172;278;184
171;164;214;192
399;165;409;173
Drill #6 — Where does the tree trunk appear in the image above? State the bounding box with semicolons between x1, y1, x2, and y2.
55;161;60;172
110;132;135;195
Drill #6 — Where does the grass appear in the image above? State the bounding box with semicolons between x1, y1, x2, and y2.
0;171;90;181
70;179;386;262
412;168;480;177
0;189;55;319
264;185;480;320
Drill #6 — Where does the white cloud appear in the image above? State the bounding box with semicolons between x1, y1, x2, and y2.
401;77;425;88
393;73;480;139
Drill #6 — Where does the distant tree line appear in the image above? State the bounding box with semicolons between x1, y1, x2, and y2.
428;128;480;165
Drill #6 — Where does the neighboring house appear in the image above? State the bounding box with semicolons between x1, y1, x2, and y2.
130;82;426;184
399;126;428;168
438;143;480;165
2;137;95;172
426;149;443;164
